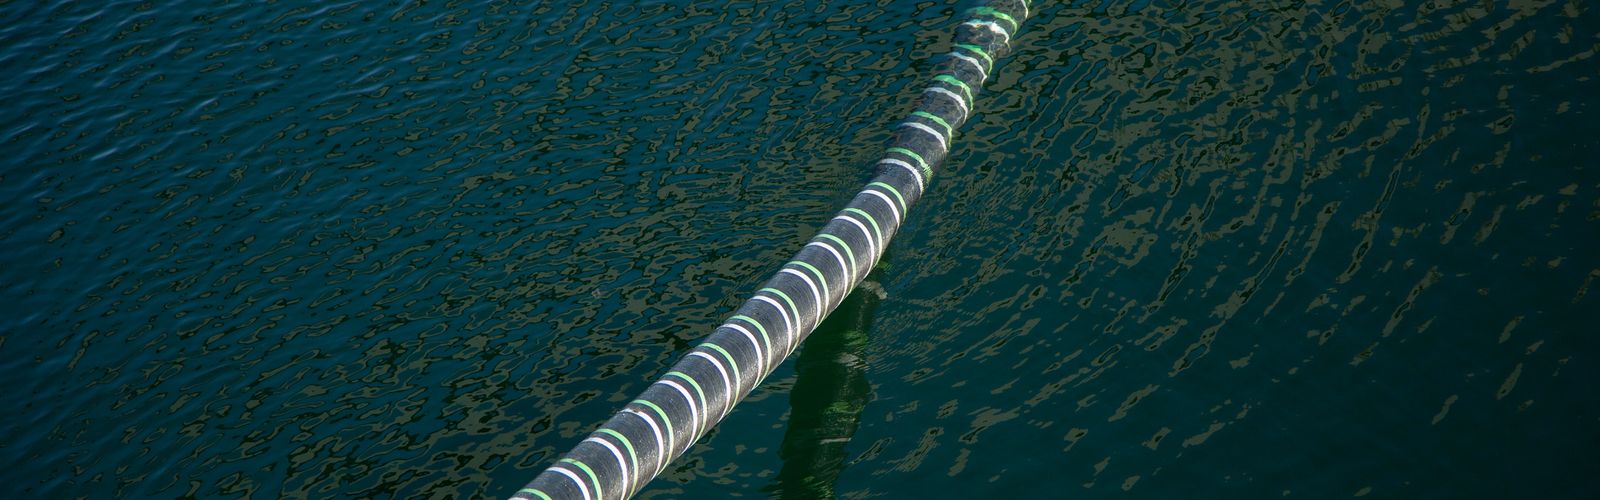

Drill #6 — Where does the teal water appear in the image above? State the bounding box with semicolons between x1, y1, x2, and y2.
3;0;1598;498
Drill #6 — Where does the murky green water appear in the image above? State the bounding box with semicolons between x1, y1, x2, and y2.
3;0;1597;497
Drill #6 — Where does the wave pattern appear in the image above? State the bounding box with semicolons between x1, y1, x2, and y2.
1;0;947;497
1;0;1597;498
855;0;1600;497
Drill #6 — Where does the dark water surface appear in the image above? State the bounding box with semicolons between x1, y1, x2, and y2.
3;0;1598;497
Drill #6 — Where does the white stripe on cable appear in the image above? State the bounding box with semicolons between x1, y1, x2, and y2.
761;290;802;339
922;87;969;120
550;466;593;500
623;409;668;476
876;158;925;194
963;20;1011;45
723;322;768;377
861;189;902;226
949;52;989;81
687;352;734;417
780;268;825;326
753;295;796;352
658;379;702;441
899;122;949;151
805;241;853;286
833;215;880;264
582;436;630;495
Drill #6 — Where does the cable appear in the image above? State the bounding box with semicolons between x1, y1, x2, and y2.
512;2;1032;498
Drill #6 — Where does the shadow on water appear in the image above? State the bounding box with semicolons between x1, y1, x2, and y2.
765;263;886;499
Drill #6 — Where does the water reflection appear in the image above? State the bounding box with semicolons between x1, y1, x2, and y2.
767;265;884;499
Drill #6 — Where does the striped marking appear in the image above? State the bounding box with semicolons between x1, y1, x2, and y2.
582;437;630;495
790;259;838;306
862;191;903;227
549;465;592;500
833;213;880;264
899;122;949;152
702;343;744;395
517;1;1037;495
877;158;926;194
687;352;734;417
622;409;666;476
807;238;856;286
866;181;908;218
954;44;994;69
665;372;709;433
912;111;954;139
967;7;1019;33
517;488;553;500
843;208;885;248
933;74;974;105
949;51;989;81
923;87;970;121
886;147;931;178
560;458;603;500
731;315;774;373
784;261;832;304
816;234;859;281
722;322;767;379
657;379;701;447
780;269;824;325
752;294;796;350
635;400;676;467
963;20;1011;45
759;287;801;334
594;428;638;494
764;286;806;338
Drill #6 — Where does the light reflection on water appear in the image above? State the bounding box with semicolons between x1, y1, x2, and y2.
1;0;1597;497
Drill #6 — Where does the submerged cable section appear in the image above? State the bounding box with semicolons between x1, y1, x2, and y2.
514;2;1031;498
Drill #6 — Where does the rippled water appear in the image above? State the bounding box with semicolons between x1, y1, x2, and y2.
3;0;1598;497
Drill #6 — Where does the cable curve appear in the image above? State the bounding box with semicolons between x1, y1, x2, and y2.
513;2;1032;498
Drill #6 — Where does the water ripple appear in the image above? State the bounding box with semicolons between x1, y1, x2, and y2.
3;0;1598;497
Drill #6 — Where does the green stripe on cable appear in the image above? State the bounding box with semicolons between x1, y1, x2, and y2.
816;234;859;280
933;75;974;104
560;458;603;500
635;400;676;459
760;287;802;331
843;208;884;243
665;371;709;428
967;7;1018;32
789;260;833;307
885;147;931;178
701;342;744;392
867;182;908;215
953;43;994;68
910;111;954;139
517;488;552;500
730;315;774;370
594;428;638;488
